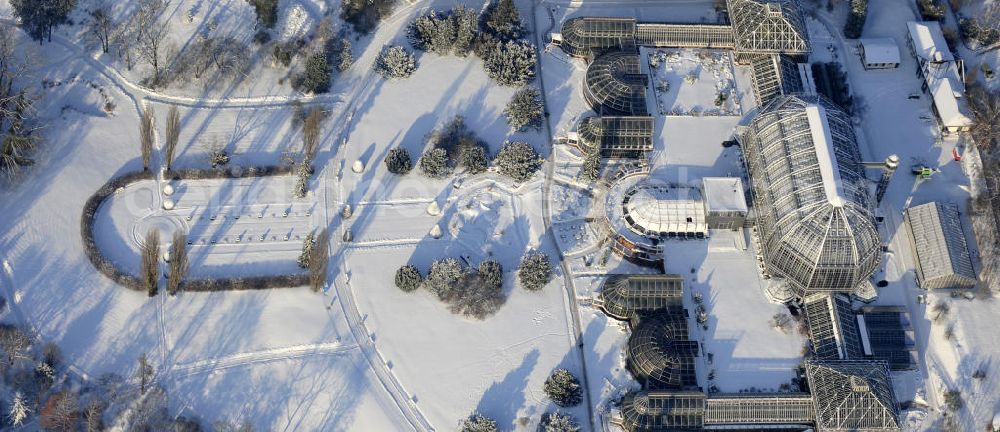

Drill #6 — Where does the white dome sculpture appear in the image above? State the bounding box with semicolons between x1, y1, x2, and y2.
163;184;175;196
352;160;365;173
426;200;441;216
430;224;442;239
163;199;175;210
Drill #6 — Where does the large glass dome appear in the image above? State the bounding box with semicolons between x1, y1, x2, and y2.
727;0;809;55
737;94;880;294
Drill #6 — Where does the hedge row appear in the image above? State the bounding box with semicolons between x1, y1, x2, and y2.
81;167;311;293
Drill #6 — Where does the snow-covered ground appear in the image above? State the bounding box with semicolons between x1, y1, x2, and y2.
644;48;741;116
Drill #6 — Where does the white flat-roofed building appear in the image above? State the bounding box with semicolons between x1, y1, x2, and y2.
859;38;901;69
702;177;748;230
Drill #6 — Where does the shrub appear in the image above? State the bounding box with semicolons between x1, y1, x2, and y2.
461;412;498;432
540;411;580;432
581;150;601;182
375;45;417;80
423;258;466;300
544;369;583;407
843;0;867;39
273;44;293;67
395;265;423;292
338;38;354;72
495;141;542;182
504;87;543;131
518;252;552;291
301;53;332;93
298;232;316;269
478;260;503;289
419;148;452;178
460;144;489;174
384;147;413;174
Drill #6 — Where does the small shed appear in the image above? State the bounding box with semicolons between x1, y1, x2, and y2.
859;38;901;70
904;202;977;289
702;177;748;230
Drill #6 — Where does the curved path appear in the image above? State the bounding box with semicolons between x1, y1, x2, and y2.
4;2;440;429
531;1;596;430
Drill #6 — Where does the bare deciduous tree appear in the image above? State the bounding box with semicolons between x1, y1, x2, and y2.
308;228;329;292
0;24;39;181
302;108;323;163
967;85;1000;149
164;105;179;170
0;324;31;369
167;231;188;295
140;104;155;170
90;4;114;54
135;0;171;83
142;229;160;296
84;399;104;432
39;390;79;432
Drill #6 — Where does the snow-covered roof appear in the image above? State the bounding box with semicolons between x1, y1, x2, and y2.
702;177;747;213
928;72;974;128
623;182;707;236
906;21;954;62
905;202;977;286
805;104;847;207
859;38;901;65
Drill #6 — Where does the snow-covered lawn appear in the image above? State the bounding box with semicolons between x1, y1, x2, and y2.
662;234;805;393
94;175;322;278
645;48;741;116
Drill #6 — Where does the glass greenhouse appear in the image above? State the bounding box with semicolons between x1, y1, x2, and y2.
737;94;880;296
584;50;649;116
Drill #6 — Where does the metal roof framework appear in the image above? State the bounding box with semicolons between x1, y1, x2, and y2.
597;274;685;321
626;311;700;390
576;115;655;158
728;0;810;56
804;293;864;361
704;393;815;426
618;391;707;431
737;94;880;295
805;360;901;432
584;50;650;116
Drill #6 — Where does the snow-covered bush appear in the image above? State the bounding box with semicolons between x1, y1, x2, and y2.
298;232;316;269
395;265;423;292
461;412;499;432
540;412;580;432
299;53;332;94
375;45;417;80
495;141;542;182
461;145;489;174
544;369;583;407
409;6;477;56
424;258;466;300
478;260;503;289
581;151;601;182
483;0;522;40
338;39;354;72
518;251;552;291
503;87;543;131
480;38;537;86
419;148;452;178
385;147;413;174
293;162;310;198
